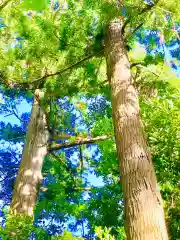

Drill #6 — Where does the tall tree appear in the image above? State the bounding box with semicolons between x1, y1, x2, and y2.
0;0;63;220
102;0;179;238
0;0;49;220
105;19;168;239
9;89;49;216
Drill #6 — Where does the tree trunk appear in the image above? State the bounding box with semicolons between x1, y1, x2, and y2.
10;89;49;216
105;20;168;240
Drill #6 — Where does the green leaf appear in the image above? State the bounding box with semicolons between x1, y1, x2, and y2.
23;0;49;10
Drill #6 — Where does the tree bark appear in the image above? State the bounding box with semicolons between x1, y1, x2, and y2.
105;19;168;240
49;135;109;151
10;89;49;216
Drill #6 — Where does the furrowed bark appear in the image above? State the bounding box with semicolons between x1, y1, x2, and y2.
105;19;168;240
10;89;49;216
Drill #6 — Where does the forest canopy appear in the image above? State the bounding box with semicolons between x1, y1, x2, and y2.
0;0;179;239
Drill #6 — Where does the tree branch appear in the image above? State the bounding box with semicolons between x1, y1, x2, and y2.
50;0;56;10
130;62;145;68
131;63;160;77
74;187;93;191
50;152;72;173
49;135;110;152
122;0;160;35
2;104;25;123
53;1;62;21
0;0;12;10
30;53;96;88
140;0;160;14
79;145;83;174
125;22;143;41
39;186;100;192
0;52;97;90
116;0;124;8
39;187;48;192
172;19;180;41
39;186;95;192
5;135;26;141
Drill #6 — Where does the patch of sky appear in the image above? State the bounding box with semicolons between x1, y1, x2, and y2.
64;140;104;189
86;144;102;161
0;140;23;155
0;98;31;125
144;0;154;5
69;151;79;166
87;173;104;187
67;217;89;238
0;18;6;28
137;29;180;78
54;1;59;11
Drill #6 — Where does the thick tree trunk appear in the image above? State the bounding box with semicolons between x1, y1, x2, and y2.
10;89;49;216
105;20;168;240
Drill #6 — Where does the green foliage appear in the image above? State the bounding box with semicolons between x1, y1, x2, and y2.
95;226;126;240
52;231;84;240
95;226;115;240
140;85;180;239
23;0;49;10
128;42;147;62
1;213;34;239
1;214;82;240
0;0;179;239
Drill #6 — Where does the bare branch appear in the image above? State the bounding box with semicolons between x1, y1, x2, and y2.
11;109;24;122
4;113;13;117
49;135;110;152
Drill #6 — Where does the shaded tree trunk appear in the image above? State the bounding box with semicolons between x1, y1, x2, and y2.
105;20;168;240
10;89;49;216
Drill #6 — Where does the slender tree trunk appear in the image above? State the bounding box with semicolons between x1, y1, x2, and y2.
10;89;49;216
105;20;168;240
